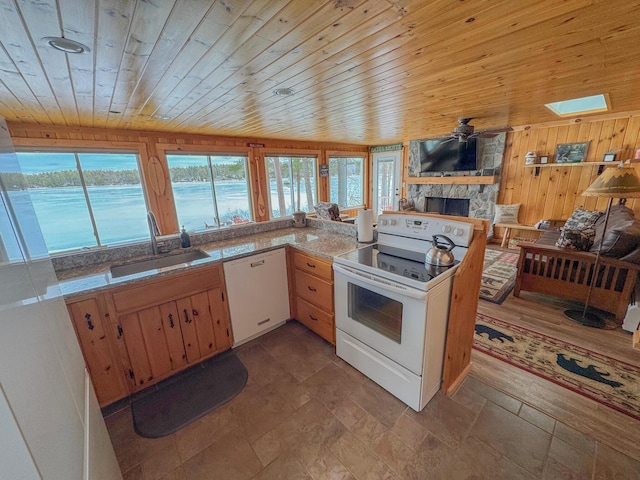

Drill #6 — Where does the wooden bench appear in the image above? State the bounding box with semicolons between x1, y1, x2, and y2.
514;242;639;323
494;223;544;248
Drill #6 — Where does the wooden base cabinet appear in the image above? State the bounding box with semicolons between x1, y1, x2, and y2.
291;249;335;344
118;286;231;389
67;295;130;406
66;263;232;406
110;264;232;391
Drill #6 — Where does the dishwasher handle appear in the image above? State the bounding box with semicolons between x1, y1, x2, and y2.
250;260;265;268
333;264;427;301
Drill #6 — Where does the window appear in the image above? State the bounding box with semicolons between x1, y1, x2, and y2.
265;155;317;218
166;153;252;230
14;151;147;253
328;155;365;209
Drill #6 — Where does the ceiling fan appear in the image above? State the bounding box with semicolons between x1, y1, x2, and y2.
446;118;512;143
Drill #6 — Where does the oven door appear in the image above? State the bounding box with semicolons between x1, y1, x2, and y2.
333;263;428;375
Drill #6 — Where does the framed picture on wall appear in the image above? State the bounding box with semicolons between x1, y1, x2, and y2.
555;142;589;163
603;153;617;162
539;156;549;164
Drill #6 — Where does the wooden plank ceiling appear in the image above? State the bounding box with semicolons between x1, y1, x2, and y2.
0;0;639;145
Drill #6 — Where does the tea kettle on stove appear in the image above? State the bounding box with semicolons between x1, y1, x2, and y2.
425;234;455;267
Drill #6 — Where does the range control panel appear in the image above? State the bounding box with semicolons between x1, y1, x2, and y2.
377;213;474;247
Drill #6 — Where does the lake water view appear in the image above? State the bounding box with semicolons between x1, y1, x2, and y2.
6;152;362;254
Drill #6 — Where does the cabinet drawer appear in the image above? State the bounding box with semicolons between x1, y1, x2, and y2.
112;264;222;313
295;269;333;308
295;297;334;344
293;251;332;281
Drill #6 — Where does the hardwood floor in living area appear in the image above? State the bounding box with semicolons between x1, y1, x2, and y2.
475;244;640;463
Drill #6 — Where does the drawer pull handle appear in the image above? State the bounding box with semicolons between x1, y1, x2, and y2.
309;315;318;321
168;313;175;328
306;262;316;268
307;286;317;292
257;318;271;326
251;260;265;268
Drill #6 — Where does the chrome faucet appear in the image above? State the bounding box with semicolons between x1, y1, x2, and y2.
147;211;160;255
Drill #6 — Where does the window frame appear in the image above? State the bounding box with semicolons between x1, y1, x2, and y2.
12;140;150;254
262;148;321;220
326;152;367;210
159;144;255;231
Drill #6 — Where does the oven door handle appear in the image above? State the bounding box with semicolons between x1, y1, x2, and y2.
333;264;427;301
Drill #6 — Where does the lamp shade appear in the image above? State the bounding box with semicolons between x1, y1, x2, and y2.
582;166;640;198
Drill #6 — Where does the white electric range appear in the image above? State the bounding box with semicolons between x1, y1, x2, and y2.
332;213;474;411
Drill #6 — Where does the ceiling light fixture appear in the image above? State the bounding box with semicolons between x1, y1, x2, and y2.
153;114;172;120
42;36;90;54
273;88;294;96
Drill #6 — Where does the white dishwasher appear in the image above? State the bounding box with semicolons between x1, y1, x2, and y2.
223;248;290;346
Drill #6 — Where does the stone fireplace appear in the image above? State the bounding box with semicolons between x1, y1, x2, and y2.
406;134;506;222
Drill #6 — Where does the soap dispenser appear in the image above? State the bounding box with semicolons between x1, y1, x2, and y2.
180;226;191;248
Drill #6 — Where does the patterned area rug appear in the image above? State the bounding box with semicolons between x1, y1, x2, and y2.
473;313;640;421
480;247;519;304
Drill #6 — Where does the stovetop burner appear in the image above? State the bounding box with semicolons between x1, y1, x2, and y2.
335;243;459;285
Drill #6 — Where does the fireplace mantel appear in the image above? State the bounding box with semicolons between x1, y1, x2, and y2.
406;176;496;185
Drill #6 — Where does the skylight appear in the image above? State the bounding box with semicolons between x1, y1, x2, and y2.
545;94;609;117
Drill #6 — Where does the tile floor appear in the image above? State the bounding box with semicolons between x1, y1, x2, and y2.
105;320;640;479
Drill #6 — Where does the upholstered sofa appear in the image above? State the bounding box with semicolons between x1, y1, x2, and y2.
514;204;640;323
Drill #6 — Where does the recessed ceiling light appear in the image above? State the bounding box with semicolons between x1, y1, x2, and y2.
42;36;90;54
153;114;172;120
545;94;609;117
273;88;294;96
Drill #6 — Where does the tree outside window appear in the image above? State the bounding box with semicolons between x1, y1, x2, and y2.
166;154;252;231
328;156;364;209
265;155;317;218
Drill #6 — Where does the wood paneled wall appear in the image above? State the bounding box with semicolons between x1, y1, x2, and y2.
498;114;640;239
7;123;369;234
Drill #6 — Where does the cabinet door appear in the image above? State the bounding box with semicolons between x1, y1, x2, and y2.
68;298;129;405
158;302;188;370
208;287;232;351
120;304;187;389
187;291;217;360
176;296;202;363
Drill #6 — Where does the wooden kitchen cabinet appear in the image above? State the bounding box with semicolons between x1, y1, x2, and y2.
67;295;130;406
67;263;233;404
291;249;335;344
110;264;232;390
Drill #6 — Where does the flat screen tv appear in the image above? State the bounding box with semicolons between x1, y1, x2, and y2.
419;138;478;173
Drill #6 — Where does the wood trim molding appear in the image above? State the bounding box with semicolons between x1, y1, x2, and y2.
406;176;496;185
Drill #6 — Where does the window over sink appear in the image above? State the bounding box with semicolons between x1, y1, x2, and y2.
166;152;253;230
264;153;318;219
13;150;147;253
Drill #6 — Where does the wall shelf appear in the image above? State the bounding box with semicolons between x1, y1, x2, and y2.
523;162;611;168
524;161;614;176
406;176;496;185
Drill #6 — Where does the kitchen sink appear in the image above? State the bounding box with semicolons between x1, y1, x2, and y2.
110;249;210;278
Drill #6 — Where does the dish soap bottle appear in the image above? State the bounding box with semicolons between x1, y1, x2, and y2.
180;226;191;248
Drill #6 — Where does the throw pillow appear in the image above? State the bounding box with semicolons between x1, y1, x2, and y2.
494;204;521;224
590;204;638;257
556;207;603;250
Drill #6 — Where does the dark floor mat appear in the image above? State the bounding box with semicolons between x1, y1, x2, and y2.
131;350;248;438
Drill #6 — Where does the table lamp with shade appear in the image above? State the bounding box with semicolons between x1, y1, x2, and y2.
565;164;640;328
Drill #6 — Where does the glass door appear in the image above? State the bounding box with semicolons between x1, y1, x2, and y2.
372;150;401;219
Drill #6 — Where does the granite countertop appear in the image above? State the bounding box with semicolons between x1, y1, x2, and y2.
57;227;361;299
